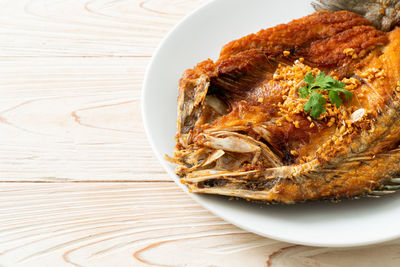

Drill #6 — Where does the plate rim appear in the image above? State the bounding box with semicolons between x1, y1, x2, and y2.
141;0;400;247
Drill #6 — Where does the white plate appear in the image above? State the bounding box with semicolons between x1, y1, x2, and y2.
142;0;400;247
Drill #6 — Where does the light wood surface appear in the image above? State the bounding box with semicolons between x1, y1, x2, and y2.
1;0;400;266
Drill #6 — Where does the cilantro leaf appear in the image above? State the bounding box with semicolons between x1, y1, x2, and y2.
304;72;315;85
328;90;342;108
298;72;353;119
298;86;310;98
303;92;326;119
314;72;332;88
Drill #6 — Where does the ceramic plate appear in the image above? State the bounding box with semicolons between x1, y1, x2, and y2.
142;0;400;247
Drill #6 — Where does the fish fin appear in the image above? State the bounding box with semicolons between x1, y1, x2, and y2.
313;0;400;31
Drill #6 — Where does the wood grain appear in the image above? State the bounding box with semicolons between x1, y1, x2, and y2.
1;0;400;266
2;182;400;267
0;57;170;181
0;0;209;181
0;0;208;57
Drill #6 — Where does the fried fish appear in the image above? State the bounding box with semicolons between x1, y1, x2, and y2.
169;3;400;203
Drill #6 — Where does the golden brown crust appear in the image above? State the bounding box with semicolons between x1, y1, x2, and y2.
218;11;372;61
179;11;388;102
297;25;387;70
179;59;216;88
212;49;277;95
215;25;387;84
175;11;400;203
179;11;383;93
273;146;400;202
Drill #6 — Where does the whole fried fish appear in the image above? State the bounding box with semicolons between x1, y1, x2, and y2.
170;3;400;203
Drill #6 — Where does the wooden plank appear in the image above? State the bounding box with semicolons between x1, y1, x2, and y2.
1;1;399;266
0;57;170;181
0;0;208;57
1;182;399;267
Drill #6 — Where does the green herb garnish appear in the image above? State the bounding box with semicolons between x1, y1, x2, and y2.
299;72;353;119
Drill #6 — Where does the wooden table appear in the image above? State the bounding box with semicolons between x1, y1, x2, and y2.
1;0;400;266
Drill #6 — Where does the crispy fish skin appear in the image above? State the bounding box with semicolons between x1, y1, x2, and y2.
173;10;400;203
218;11;372;61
